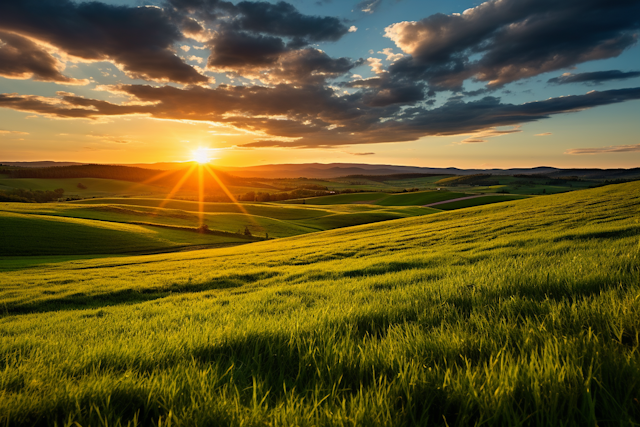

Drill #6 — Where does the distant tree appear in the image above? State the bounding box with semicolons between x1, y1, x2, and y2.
197;224;209;233
77;182;87;189
244;226;252;236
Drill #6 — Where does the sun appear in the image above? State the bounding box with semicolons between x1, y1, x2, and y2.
192;148;210;164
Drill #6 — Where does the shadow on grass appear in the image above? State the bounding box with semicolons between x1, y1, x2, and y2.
3;271;278;316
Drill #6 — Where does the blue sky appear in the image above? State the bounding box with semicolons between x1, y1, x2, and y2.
0;0;639;168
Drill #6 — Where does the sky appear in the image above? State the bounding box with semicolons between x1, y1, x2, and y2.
0;0;639;169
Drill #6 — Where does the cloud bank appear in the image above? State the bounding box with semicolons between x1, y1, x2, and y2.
0;0;639;150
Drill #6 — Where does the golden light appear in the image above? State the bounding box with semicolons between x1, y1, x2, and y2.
192;148;210;164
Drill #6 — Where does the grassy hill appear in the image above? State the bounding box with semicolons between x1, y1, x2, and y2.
0;182;639;425
0;198;437;260
0;210;250;257
287;190;470;206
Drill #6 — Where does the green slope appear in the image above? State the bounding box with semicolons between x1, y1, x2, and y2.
433;194;529;210
0;177;169;197
0;210;248;256
1;182;639;426
290;190;467;206
374;190;467;206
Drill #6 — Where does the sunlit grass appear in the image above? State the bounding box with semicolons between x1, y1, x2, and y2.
1;182;639;426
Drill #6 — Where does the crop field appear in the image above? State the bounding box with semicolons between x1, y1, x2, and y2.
0;181;639;426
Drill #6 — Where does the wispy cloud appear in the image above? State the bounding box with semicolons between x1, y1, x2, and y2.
455;126;521;145
535;132;552;136
565;144;640;155
357;0;382;14
548;70;640;85
0;129;29;135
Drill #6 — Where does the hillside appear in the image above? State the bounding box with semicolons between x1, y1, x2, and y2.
0;182;639;426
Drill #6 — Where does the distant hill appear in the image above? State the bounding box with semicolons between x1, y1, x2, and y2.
0;161;85;168
217;164;561;178
3;161;640;181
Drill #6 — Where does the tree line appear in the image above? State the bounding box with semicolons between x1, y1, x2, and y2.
0;188;65;203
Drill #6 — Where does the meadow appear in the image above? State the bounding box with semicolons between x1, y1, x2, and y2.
0;181;638;426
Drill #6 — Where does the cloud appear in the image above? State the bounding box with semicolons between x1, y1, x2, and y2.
232;1;349;42
2;83;639;149
548;70;640;85
384;0;640;90
346;151;375;155
0;31;88;85
357;0;382;14
0;0;208;84
535;132;552;136
367;58;386;74
207;31;288;69
378;48;404;62
349;26;358;33
455;126;521;144
208;41;359;84
566;143;640;155
0;129;29;135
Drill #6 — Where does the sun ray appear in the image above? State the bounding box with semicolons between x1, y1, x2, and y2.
198;164;205;228
203;164;262;234
123;166;186;195
158;164;197;210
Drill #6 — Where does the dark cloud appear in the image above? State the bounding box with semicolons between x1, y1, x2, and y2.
0;0;208;84
566;143;640;154
265;49;360;84
208;32;359;83
0;31;87;84
207;31;288;68
3;85;638;149
233;1;349;42
385;0;640;90
166;0;349;42
185;1;353;82
548;70;640;85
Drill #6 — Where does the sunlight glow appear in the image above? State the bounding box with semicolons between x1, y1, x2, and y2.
192;148;211;164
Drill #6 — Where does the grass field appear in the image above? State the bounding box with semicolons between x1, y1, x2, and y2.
0;178;173;198
0;182;639;426
0;177;283;200
0;198;437;259
0;210;249;256
432;195;529;210
288;190;468;206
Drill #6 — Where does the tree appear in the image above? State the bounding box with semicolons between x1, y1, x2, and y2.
244;226;252;236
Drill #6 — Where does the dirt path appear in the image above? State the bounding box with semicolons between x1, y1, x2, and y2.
423;194;488;207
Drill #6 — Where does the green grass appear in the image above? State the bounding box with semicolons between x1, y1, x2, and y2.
374;190;467;206
433;195;529;210
1;182;639;426
286;192;390;205
66;198;436;235
0;210;248;256
0;178;171;198
289;190;467;206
